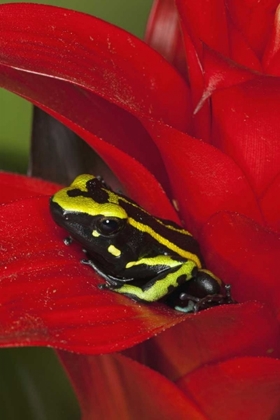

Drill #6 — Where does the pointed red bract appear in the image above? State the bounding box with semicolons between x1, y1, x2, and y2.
200;47;258;104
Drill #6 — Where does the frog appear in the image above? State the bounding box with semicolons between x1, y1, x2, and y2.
50;174;234;312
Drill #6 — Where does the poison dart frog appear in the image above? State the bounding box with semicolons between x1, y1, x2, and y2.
50;174;234;312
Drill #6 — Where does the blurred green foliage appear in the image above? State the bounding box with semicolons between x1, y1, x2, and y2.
0;1;153;419
0;348;80;420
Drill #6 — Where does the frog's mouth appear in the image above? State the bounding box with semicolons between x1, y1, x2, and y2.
50;199;64;225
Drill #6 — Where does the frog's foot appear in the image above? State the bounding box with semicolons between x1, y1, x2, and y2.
63;236;73;246
174;300;196;313
81;258;134;288
81;258;117;286
179;284;235;313
98;283;109;290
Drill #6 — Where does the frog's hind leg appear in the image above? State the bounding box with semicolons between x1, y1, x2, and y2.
177;269;235;312
112;261;197;302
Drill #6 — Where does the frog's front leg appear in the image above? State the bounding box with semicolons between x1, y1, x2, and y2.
111;260;197;302
81;258;134;288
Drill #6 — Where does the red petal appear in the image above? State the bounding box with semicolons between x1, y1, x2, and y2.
201;212;280;318
211;77;280;198
263;5;280;73
175;1;230;140
226;19;262;71
60;352;206;420
0;197;194;353
0;4;190;130
226;0;279;59
261;171;280;232
0;172;59;203
200;47;257;108
145;0;187;78
179;357;280;420
180;31;212;141
143;119;262;234
176;0;229;56
124;302;280;380
0;3;190;207
185;46;258;136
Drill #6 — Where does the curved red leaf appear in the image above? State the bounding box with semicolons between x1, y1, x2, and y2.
60;352;206;420
0;172;59;204
124;302;280;381
0;3;191;211
143;119;262;234
175;0;229;57
211;77;280;198
179;357;280;420
226;0;279;59
0;196;192;353
145;0;187;78
201;212;280;319
226;20;262;71
0;70;178;218
0;4;190;130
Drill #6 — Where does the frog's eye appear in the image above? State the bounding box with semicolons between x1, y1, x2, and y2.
96;217;125;236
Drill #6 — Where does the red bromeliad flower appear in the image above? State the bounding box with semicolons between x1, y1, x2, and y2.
0;1;280;418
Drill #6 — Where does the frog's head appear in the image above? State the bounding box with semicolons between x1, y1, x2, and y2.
50;175;136;268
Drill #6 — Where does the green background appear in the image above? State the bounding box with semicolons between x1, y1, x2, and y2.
0;1;153;419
